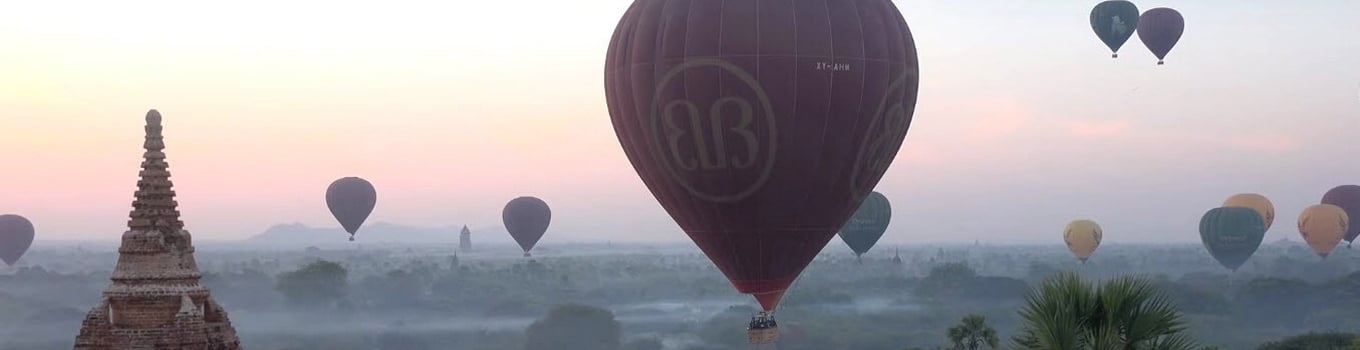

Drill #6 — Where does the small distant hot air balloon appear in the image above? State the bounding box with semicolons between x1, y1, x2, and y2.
838;192;892;263
1223;193;1275;230
1322;185;1360;247
1199;207;1266;271
1090;1;1140;58
503;196;551;257
1137;7;1184;65
0;214;35;266
326;177;377;241
1063;219;1102;263
1297;204;1349;259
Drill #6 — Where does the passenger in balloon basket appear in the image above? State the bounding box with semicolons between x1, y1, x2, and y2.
747;310;779;344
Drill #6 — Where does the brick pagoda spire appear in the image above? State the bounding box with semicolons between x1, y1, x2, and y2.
74;110;241;350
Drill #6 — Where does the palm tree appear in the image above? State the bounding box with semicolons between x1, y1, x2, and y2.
1012;272;1200;350
948;314;999;350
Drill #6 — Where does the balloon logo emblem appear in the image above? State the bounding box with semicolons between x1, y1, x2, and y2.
849;73;916;197
650;58;778;203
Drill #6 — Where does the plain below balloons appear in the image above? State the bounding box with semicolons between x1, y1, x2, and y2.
0;214;35;266
326;177;377;242
1223;193;1275;230
1297;204;1349;258
503;196;551;257
1063;219;1103;262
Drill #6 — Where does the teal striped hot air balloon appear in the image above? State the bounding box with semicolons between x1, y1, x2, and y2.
1199;207;1266;271
838;191;892;263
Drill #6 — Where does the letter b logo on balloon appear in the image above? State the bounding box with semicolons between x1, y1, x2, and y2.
850;73;917;196
649;58;777;203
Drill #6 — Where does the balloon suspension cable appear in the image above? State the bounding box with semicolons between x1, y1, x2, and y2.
856;255;863;265
523;251;531;258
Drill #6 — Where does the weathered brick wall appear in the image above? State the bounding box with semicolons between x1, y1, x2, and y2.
110;296;180;328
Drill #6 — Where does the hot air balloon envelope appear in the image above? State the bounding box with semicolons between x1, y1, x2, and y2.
1322;185;1360;244
604;0;920;311
1199;207;1265;271
1298;204;1349;258
503;196;551;256
838;191;892;258
1090;1;1140;57
326;177;377;241
1063;220;1102;262
1137;7;1184;64
1223;193;1275;230
0;214;34;266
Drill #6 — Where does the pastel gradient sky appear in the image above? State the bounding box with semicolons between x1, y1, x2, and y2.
1;1;1357;244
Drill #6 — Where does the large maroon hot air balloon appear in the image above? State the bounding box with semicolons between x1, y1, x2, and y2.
1323;185;1360;247
503;196;551;257
0;214;35;266
604;0;919;314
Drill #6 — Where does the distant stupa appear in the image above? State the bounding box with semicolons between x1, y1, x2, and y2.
459;225;472;252
73;110;241;350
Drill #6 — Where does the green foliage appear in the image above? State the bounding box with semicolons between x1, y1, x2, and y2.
1256;332;1360;350
947;314;999;350
1235;278;1321;325
916;262;1028;300
1012;272;1199;350
357;268;427;309
275;260;348;309
1155;281;1231;315
917;263;978;298
524;304;621;350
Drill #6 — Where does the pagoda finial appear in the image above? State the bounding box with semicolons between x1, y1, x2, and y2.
128;109;183;232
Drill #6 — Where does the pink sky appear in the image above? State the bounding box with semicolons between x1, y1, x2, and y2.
1;1;1357;244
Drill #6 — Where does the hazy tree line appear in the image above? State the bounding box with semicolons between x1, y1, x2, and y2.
0;242;1359;349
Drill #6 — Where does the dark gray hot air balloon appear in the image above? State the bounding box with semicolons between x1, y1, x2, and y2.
326;177;377;241
1199;207;1265;271
503;196;551;257
838;191;891;263
0;214;35;266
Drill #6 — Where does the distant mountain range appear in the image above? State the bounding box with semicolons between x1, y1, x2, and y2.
245;222;518;246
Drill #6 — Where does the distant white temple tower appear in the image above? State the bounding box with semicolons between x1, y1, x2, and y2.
459;225;472;252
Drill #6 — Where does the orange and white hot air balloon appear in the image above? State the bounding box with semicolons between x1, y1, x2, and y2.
1063;220;1103;263
1224;193;1275;230
1297;204;1349;258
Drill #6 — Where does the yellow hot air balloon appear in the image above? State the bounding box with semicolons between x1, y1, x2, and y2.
1063;220;1103;262
1224;193;1275;230
1298;204;1350;258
